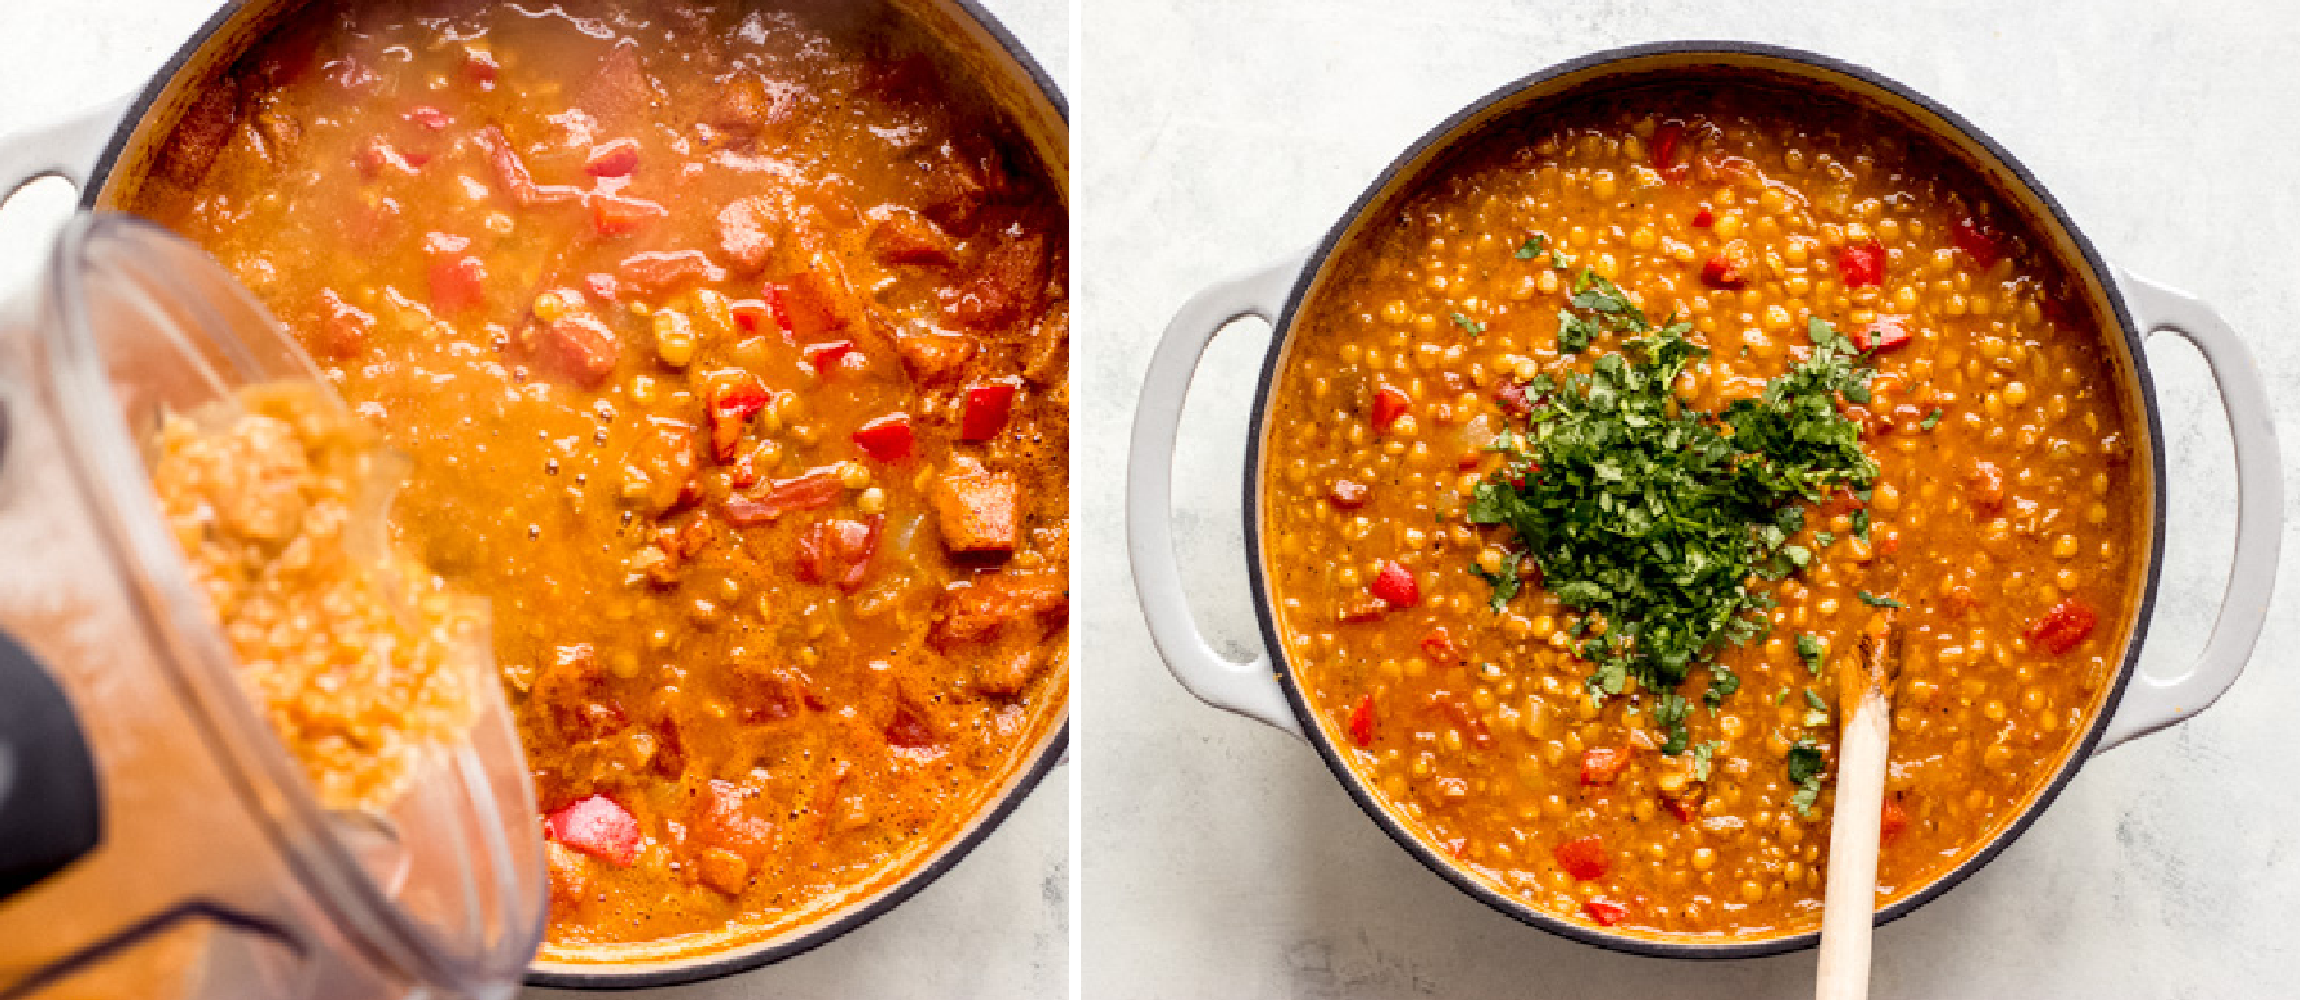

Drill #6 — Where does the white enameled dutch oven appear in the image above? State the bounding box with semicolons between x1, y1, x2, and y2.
1127;41;2282;958
0;0;1066;990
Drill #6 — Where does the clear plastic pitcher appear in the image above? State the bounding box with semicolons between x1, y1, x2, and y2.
0;214;544;1000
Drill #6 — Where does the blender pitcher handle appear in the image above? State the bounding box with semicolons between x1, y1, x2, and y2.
2093;268;2283;752
1127;253;1307;737
0;96;129;201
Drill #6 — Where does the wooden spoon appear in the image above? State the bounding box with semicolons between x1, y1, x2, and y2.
1816;612;1898;1000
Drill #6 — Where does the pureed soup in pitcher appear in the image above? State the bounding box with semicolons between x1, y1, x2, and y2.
129;0;1067;961
1261;78;2145;940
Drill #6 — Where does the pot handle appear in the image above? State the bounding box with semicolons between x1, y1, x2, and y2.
1127;253;1309;737
2094;268;2284;752
0;96;128;201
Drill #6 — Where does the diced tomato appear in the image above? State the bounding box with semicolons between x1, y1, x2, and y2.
544;795;641;867
427;252;487;313
852;414;914;463
617;250;726;294
1701;251;1747;289
538;316;620;388
404;105;452;130
1650;121;1683;174
1420;628;1460;664
705;371;771;462
1881;796;1909;843
1952;215;2002;268
804;340;856;375
1495;379;1530;415
768;271;850;341
1691;207;1714;228
1347;694;1375;747
1662;795;1700;823
1875;529;1902;557
1553;835;1608;881
1339;595;1388;623
1583;899;1628;926
1850;315;1913;353
356;136;426;179
1581;747;1631;786
2025;598;2098;656
960;380;1019;441
462;48;499;88
728;299;774;334
585;137;641;177
477;125;579;206
1327;479;1370;509
592;192;666;236
1371;384;1411;433
1837;240;1886;287
931;457;1020;554
723;467;844;526
314;289;374;359
1967;460;2005;517
796;515;883;589
1368;560;1418;607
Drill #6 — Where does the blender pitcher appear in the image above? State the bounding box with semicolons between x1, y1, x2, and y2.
0;215;545;1000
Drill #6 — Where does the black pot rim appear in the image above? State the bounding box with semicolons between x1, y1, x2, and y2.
80;0;1071;989
1238;39;2165;960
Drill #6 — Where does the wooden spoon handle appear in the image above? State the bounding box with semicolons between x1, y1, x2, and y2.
1816;613;1898;1000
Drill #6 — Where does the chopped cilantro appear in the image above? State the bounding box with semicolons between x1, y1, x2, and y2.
1796;634;1828;673
1852;508;1871;541
1469;550;1523;612
1465;312;1878;751
1857;590;1904;609
1804;688;1828;712
1813;531;1836;549
1691;741;1717;782
1919;408;1943;430
1787;737;1828;816
1515;234;1547;260
1451;312;1485;336
1704;665;1740;708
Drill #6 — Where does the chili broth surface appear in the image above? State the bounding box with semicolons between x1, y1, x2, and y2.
1263;80;2145;940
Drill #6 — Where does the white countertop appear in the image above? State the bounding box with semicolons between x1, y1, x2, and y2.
1077;1;2300;998
0;2;1068;999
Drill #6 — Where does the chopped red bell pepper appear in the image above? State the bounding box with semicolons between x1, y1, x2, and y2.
585;137;641;177
1881;795;1909;843
728;299;774;334
1691;207;1714;228
1371;384;1411;433
1837;240;1886;287
960;380;1019;442
802;341;854;376
1583;899;1628;926
1327;479;1370;509
1347;694;1375;747
1369;560;1418;607
1849;315;1913;353
852;413;914;463
1495;379;1531;415
768;271;848;342
706;371;771;462
1952;215;2002;268
1419;627;1460;664
404;105;452;130
544;794;641;867
592;192;666;236
1580;747;1630;786
723;467;844;526
2025;597;2097;656
1553;834;1608;881
1700;252;1747;289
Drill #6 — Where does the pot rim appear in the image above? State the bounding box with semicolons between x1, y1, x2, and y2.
77;0;1071;988
1238;39;2165;960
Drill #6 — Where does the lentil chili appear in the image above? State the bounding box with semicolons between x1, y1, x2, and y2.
1263;80;2144;939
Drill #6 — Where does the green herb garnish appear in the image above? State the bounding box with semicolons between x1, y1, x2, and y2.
1857;590;1904;609
1465;311;1878;753
1919;408;1943;430
1787;737;1828;816
1515;234;1547;260
1469;550;1523;612
1452;312;1485;336
1796;634;1828;673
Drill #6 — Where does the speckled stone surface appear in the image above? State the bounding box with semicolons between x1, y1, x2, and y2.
1078;1;2298;997
0;2;1067;998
